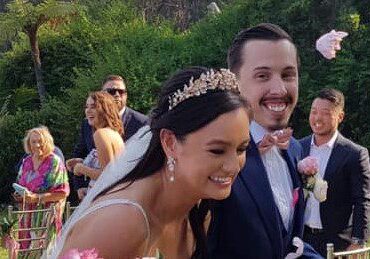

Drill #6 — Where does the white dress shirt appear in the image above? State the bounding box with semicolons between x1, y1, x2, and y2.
250;121;294;230
304;131;338;229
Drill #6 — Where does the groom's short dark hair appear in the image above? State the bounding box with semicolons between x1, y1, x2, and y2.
227;23;298;75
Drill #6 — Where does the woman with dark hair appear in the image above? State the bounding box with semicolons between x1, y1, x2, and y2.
51;67;251;258
66;92;124;197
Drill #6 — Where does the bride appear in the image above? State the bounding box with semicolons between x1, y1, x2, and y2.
50;67;251;258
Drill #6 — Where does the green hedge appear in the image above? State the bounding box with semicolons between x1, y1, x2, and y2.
1;0;370;203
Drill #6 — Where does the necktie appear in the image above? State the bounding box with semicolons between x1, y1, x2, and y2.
258;128;293;155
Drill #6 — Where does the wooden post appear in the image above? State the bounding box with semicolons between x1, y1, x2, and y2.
327;243;334;259
7;205;13;220
65;201;71;220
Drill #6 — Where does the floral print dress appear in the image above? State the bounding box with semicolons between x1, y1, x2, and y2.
17;153;70;250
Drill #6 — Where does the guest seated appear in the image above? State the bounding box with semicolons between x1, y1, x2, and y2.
14;126;70;249
66;92;124;198
49;67;251;258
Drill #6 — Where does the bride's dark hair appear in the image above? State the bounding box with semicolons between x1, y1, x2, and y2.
99;66;249;258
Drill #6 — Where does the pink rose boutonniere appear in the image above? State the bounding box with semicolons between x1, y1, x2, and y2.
316;29;348;59
297;156;328;202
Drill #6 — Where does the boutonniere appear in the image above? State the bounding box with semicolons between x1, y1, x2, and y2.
297;156;328;202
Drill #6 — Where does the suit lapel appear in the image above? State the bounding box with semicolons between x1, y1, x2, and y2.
282;145;305;246
282;148;300;189
301;136;312;158
122;108;131;129
239;139;284;256
324;134;348;180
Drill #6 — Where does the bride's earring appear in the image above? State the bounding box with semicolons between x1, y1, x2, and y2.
167;156;176;182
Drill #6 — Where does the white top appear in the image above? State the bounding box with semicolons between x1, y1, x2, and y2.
250;121;294;230
304;131;338;229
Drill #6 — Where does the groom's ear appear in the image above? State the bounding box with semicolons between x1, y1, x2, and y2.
160;128;178;158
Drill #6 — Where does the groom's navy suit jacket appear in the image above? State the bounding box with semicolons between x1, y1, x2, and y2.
72;107;148;189
208;137;313;259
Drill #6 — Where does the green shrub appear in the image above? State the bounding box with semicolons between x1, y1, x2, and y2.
1;0;370;204
0;111;41;203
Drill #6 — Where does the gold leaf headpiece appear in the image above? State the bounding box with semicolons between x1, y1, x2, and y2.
168;69;239;110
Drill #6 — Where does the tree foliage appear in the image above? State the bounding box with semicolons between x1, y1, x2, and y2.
0;0;82;103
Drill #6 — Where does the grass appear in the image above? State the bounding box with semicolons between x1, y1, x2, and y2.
0;248;7;259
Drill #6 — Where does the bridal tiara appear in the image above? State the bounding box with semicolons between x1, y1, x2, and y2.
168;68;240;110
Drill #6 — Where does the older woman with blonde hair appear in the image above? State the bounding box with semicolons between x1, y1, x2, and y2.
14;126;70;249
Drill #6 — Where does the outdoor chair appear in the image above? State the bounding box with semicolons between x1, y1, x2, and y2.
6;204;56;259
64;201;78;221
327;243;370;259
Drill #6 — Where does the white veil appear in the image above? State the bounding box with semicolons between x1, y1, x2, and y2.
46;125;152;258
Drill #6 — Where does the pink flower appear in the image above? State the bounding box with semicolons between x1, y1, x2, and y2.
60;248;102;259
316;29;348;59
298;156;319;176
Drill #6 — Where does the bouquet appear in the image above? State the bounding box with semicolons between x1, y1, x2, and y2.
60;248;102;259
297;156;328;202
61;248;164;259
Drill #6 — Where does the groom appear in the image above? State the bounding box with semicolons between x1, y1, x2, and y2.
207;23;320;258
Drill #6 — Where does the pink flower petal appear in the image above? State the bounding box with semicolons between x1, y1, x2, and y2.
316;30;348;59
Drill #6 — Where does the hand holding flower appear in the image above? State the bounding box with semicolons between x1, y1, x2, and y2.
298;156;328;202
297;156;319;176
